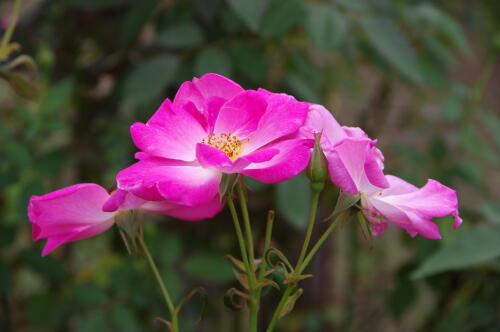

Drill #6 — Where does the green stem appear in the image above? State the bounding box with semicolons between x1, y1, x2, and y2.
295;192;320;269
137;235;179;332
296;212;346;275
227;195;253;280
266;211;347;332
237;180;257;274
227;195;258;332
258;211;274;282
236;180;259;332
0;0;22;58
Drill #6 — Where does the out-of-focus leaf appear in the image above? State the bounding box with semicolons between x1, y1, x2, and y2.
195;47;232;77
412;3;470;55
27;293;68;330
230;42;268;83
412;227;500;279
65;0;126;10
423;35;456;67
0;262;11;294
442;95;463;121
479;111;500;147
40;78;74;114
275;172;312;229
225;0;271;32
76;310;109;332
151;232;183;266
305;3;347;52
259;0;304;38
0;70;39;100
183;252;233;283
428;137;447;162
122;55;179;108
360;17;422;83
480;202;500;226
336;0;368;12
193;0;224;24
157;21;204;49
460;124;500;165
120;0;156;42
110;304;141;332
4;141;31;167
19;248;67;281
389;263;417;318
71;283;109;307
285;72;321;105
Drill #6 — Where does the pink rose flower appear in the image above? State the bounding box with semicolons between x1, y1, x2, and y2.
304;104;462;239
29;184;221;256
117;74;313;206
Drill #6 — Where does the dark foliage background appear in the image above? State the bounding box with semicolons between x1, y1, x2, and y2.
1;0;499;331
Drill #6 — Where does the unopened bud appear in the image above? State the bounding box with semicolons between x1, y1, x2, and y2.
307;133;328;193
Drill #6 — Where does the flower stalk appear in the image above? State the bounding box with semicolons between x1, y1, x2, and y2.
137;235;179;332
0;0;22;61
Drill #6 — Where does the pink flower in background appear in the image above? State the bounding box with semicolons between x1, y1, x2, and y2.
29;183;221;255
361;176;462;239
303;104;389;194
0;16;9;30
118;74;313;206
304;104;461;239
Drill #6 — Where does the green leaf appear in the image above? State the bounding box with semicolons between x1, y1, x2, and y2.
335;0;368;12
360;17;422;83
110;304;141;332
27;293;67;330
65;0;126;10
195;47;232;77
275;172;312;229
122;55;179;108
305;3;347;52
412;3;470;55
259;0;304;38
4;141;31;167
412;227;500;279
225;0;271;32
76;310;109;332
40;78;75;114
230;42;268;83
120;0;156;42
442;95;463;121
0;70;40;100
157;21;204;49
151;232;183;266
479;111;500;148
71;283;108;307
19;248;67;281
183;252;233;283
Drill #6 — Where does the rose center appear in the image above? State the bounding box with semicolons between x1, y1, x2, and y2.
201;133;247;161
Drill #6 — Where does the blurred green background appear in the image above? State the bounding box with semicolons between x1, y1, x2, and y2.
1;0;499;331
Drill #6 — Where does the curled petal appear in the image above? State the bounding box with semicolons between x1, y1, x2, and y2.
213;90;267;137
28;183;115;256
326;137;389;194
364;175;462;239
242;138;314;183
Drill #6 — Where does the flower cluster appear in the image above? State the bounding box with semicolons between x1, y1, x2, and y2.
28;74;461;256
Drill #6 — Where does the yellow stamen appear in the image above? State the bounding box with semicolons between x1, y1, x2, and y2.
201;133;247;161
